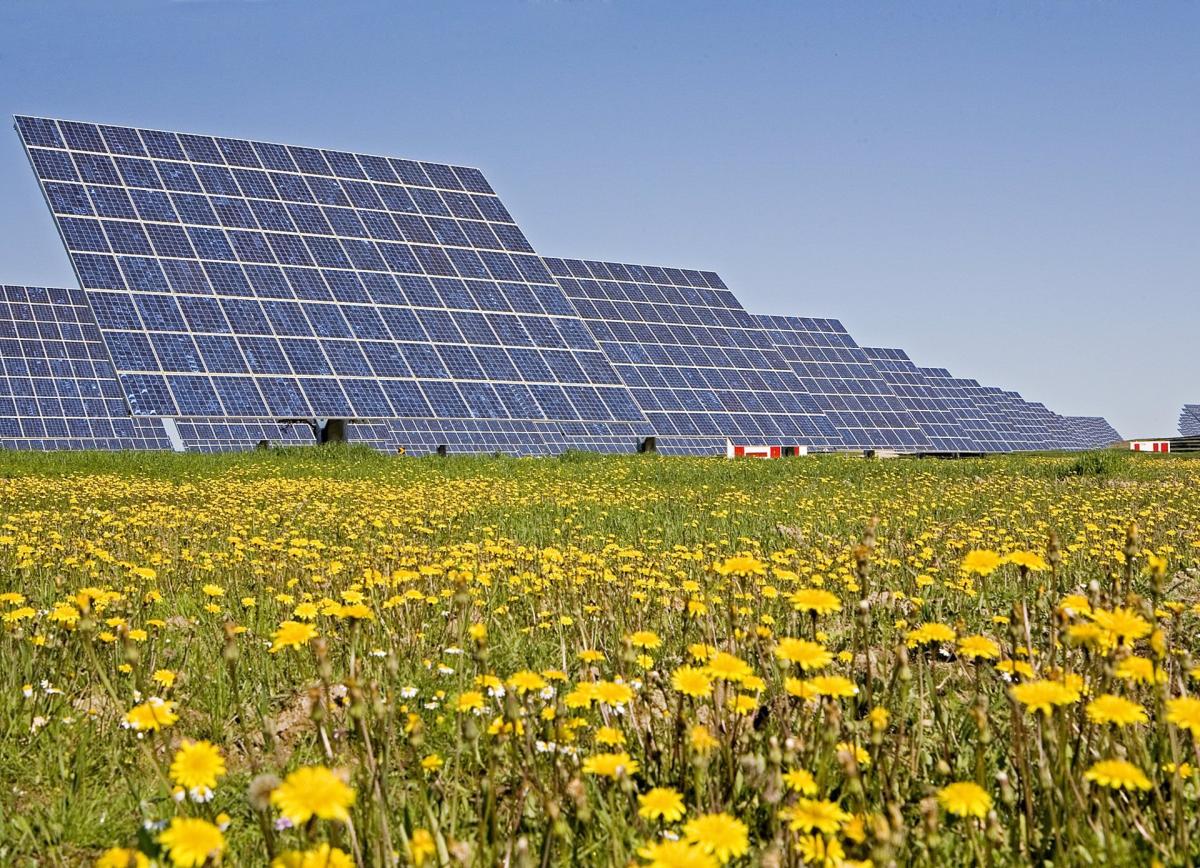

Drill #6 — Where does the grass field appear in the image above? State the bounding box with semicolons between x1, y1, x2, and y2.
1;448;1199;867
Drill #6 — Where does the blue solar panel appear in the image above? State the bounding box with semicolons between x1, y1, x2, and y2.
1179;406;1200;437
0;284;171;450
996;390;1055;451
16;117;651;454
914;367;1010;453
547;259;843;452
758;315;932;451
861;348;979;453
1068;416;1121;448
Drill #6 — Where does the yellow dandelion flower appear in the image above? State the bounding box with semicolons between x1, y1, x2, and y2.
804;675;858;698
937;781;992;818
270;765;356;824
595;726;626;747
957;635;1000;660
1090;608;1152;643
582;751;639;778
1005;551;1048;572
123;697;178;732
638;786;686;822
1086;695;1148;727
1166;696;1200;737
671;666;714;698
789;588;841;615
782;768;818;795
97;848;150;868
157;817;226;868
593;680;635;707
637;839;718;868
774;638;832;671
690;725;719;754
683;812;749;864
783;798;849;833
269;620;317;653
961;550;1001;576
1085;759;1152;791
170;739;226;791
705;652;753;683
628;630;662;649
715;555;765;577
1010;679;1079;715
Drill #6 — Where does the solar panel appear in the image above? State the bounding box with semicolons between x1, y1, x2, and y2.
1068;416;1121;448
861;348;979;452
914;367;1010;453
996;391;1055;450
0;284;171;450
15;116;651;455
1040;409;1082;451
1179;405;1200;437
547;258;844;453
756;316;932;451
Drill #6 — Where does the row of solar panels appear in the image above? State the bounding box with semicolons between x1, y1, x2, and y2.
1180;406;1200;438
0;115;1121;455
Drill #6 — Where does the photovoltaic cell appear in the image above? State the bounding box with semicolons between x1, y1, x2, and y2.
861;347;978;452
547;258;844;454
757;315;932;451
15;116;651;454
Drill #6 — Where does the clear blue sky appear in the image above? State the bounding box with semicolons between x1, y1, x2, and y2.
1;1;1195;437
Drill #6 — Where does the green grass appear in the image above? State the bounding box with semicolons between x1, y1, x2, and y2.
0;448;1197;866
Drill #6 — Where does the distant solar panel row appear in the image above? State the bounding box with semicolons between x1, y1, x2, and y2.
1179;406;1200;438
756;316;931;450
548;258;843;451
5;115;1121;455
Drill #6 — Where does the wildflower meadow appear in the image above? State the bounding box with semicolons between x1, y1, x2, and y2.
2;448;1199;867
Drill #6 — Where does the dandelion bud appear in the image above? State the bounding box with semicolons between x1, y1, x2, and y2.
247;773;280;812
307;687;325;724
222;622;239;665
513;836;532;868
760;842;783;868
999;774;1019;808
919;795;939;845
1124;522;1141;561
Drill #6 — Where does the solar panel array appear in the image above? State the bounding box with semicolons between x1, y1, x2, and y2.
1065;416;1122;449
915;368;1012;452
860;347;979;452
756;316;932;451
1179;406;1200;437
548;258;844;453
4;114;1122;456
14;115;651;455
